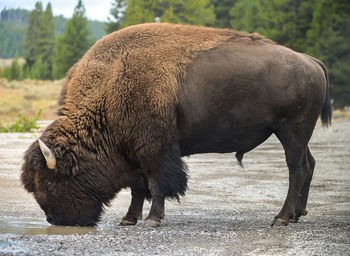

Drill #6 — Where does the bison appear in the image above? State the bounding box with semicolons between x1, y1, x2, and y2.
21;23;331;227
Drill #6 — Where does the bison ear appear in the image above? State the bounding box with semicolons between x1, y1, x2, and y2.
38;139;56;170
20;169;35;192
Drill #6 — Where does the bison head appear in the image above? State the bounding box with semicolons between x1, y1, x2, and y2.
21;138;116;226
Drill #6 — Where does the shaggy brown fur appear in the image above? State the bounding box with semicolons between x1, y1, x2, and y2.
57;23;275;175
59;23;273;146
21;23;331;227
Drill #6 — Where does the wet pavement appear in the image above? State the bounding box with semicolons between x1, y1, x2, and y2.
0;120;349;255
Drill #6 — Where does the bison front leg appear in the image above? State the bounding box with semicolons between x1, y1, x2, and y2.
144;143;188;227
145;179;165;227
120;188;146;226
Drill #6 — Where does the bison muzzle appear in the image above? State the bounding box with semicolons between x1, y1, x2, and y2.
21;23;331;227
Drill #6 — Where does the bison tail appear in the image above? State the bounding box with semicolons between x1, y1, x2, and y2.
302;53;332;127
319;61;332;127
321;86;332;127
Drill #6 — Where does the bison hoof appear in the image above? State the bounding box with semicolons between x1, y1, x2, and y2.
120;217;138;226
120;219;137;226
289;216;299;223
271;217;289;226
144;219;161;227
296;209;308;218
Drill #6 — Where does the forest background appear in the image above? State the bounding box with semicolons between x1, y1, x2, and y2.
0;0;349;127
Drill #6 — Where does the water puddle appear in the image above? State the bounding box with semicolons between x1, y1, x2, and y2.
0;216;97;235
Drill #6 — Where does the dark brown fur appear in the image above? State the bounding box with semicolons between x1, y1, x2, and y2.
21;23;331;227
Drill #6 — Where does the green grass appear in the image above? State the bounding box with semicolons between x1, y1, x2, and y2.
0;109;42;132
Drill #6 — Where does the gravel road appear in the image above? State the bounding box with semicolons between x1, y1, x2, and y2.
0;120;349;255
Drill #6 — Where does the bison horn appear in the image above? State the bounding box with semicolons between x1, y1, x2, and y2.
38;139;56;170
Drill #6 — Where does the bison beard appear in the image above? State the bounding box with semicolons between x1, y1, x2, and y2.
21;23;331;227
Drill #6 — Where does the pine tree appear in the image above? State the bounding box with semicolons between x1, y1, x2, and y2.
29;57;43;79
119;0;215;28
52;35;66;79
105;0;126;33
229;0;309;49
230;0;280;39
293;0;316;51
53;0;91;79
122;0;158;28
22;2;56;79
306;0;350;107
159;0;183;24
37;3;55;79
0;66;11;80
161;0;215;26
23;2;43;68
10;52;22;81
212;0;238;28
269;0;316;51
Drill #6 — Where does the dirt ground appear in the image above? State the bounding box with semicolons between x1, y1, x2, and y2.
0;120;349;255
0;79;61;124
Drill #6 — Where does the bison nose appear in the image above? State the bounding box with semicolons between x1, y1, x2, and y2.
46;215;54;224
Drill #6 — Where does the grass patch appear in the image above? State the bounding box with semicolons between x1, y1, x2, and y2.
18;134;39;139
333;106;350;121
0;109;42;132
0;78;62;124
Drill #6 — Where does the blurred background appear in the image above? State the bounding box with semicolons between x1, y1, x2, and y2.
0;0;349;129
